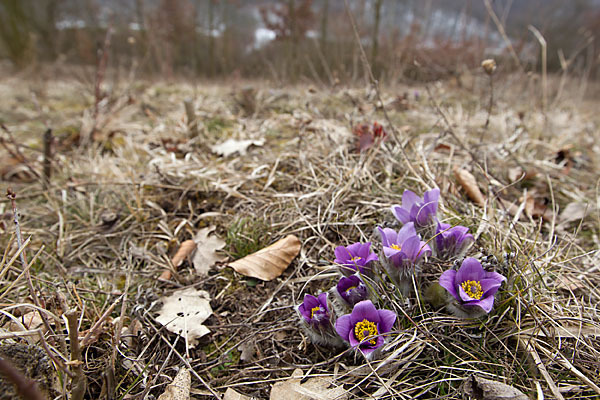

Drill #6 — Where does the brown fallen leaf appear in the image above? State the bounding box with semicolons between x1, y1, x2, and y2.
157;367;190;400
461;375;528;400
229;235;301;281
160;240;197;281
521;192;553;221
270;369;348;400
454;167;486;207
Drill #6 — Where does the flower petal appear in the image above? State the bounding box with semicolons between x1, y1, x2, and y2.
402;190;421;209
317;292;328;311
397;222;417;243
379;227;398;247
335;314;352;341
480;278;502;297
334;246;350;263
439;270;459;300
391;205;410;224
383;246;401;258
475;295;495;313
424;188;440;204
401;236;421;260
458;284;477;303
377;309;396;334
349;300;380;325
456;258;484;283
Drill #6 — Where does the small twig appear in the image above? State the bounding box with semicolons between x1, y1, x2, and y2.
484;0;523;71
81;293;124;348
66;310;87;400
0;358;45;400
43;128;53;186
6;189;57;343
528;25;547;113
485;74;494;128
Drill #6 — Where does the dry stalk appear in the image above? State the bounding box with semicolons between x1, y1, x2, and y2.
66;310;87;400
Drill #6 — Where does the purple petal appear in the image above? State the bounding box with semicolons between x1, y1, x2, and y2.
480;279;502;297
439;270;459;300
355;242;371;259
475;295;495;313
458;284;477;303
379;227;398;247
298;303;310;320
402;190;421;210
346;242;364;257
401;236;421;260
317;292;328;311
337;275;360;293
484;271;507;284
456;258;484;283
383;246;401;258
424;188;440;204
334;246;350;263
391;206;411;224
364;252;379;264
397;222;417;243
377;309;396;334
335;314;352;340
415;242;432;262
350;300;380;326
303;294;318;309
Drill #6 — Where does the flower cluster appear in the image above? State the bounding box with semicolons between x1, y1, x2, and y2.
297;188;507;360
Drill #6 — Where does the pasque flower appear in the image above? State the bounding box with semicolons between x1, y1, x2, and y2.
334;242;379;275
433;222;474;259
297;293;342;346
378;223;431;270
439;257;506;316
298;293;330;326
336;275;368;306
335;300;396;357
391;188;440;228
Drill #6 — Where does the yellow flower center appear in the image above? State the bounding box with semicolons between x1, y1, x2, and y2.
390;244;402;251
350;256;362;262
345;286;357;294
461;280;483;300
354;319;378;345
310;306;322;319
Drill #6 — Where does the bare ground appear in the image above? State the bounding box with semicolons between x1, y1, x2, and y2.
0;67;599;399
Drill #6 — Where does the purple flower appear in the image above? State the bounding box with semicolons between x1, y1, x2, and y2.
434;222;474;259
378;223;431;269
335;300;396;356
439;258;506;314
336;275;368;306
298;293;330;327
334;242;379;275
391;188;440;228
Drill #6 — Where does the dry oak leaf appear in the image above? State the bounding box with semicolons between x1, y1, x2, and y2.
192;226;227;276
157;367;190;400
454;167;486;207
461;375;528;400
223;388;253;400
160;240;197;280
229;235;301;281
155;288;212;347
270;368;348;400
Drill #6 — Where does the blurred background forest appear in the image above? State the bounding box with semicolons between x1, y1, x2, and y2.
0;0;599;84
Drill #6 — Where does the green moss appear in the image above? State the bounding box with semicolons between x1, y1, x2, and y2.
226;217;270;260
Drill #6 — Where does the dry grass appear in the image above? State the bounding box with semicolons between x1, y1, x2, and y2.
0;66;599;399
